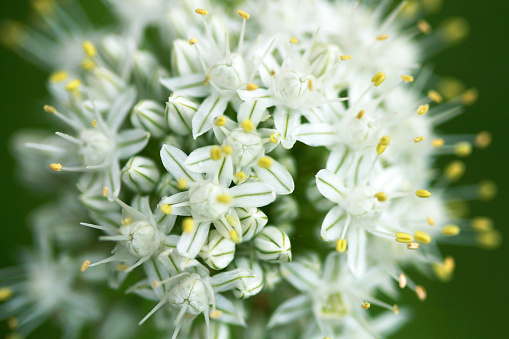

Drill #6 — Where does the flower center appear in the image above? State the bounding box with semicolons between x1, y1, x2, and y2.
79;128;114;166
120;220;160;257
343;187;381;218
209;54;246;91
275;69;309;105
189;182;231;221
320;292;349;318
168;275;210;315
226;129;264;166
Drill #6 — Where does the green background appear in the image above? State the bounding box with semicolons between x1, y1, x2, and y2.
0;0;508;338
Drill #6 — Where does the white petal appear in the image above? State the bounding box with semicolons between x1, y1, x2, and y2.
160;74;209;97
116;129;150;159
237;88;274;104
315;169;345;204
280;262;319;292
296;123;336;147
274;106;300;149
230;183;275;207
107;87;137;132
253;158;294;195
237;100;268;128
267;295;312;328
321;206;348;241
104;160;121;197
326;146;352;174
185;146;215;173
347;227;367;277
177;222;210;258
192;93;229;138
210;268;256;292
258;128;280;153
158;192;191;216
214;294;246;326
160;144;202;182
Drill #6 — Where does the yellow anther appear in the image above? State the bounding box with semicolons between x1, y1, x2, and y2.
401;75;414;83
356;110;365;119
476;230;502;249
399;273;407;288
189;38;198;45
195;8;208;16
427;217;435;226
115;263;130;271
376;34;389;41
229;230;240;243
258;156;273;169
81;260;90;272
237;10;250;20
160;204;172;215
183;218;194;233
440;17;469;43
65;79;81;92
152;280;160;288
81;58;96;70
374;192;387;202
210;310;223;319
461;88;479;105
417;20;432;34
121;217;133;226
478;180;497;201
226;214;238;226
438;77;465;100
290;37;298;44
442;225;460;236
371;72;386;87
415;189;431;198
241;119;255;133
234;171;247;182
7;317;18;330
177;178;188;190
454;142;472;157
308;78;314;91
432;138;445;148
376;135;391;155
415;231;432;244
340;55;352;60
210;146;222;161
393;304;399;315
417;104;429;116
428;90;443;103
217;194;232;204
379;136;391;146
415;286;427;300
444;161;465;181
0;20;28;47
49;70;68;83
246;83;258;91
471;217;493;232
44;105;57;114
92;119;97;127
204;75;211;86
407;242;420;250
270;133;279;144
49;163;62;171
215;116;227;126
445;256;455;271
396;232;413;243
222;145;233;155
361;302;371;310
414;136;425;143
433;258;455;282
0;287;13;301
335;239;347;253
102;186;109;197
82;40;97;58
475;131;492;149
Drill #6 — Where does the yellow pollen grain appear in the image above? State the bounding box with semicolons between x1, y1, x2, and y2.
116;263;130;271
414;136;425;143
428;90;443;103
442;225;461;236
371;72;386;87
121;217;133;226
81;260;90;272
160;204;172;215
210;146;222;161
376;34;389;41
92;119;97;127
379;136;390;146
234;171;247;182
210;310;223;319
258;156;273;169
204;75;211;86
455;142;472;157
361;302;371;310
440;17;469;43
0;287;13;301
432;138;445;148
476;230;502;249
229;230;240;243
215;116;226;126
290;37;298;44
44;105;57;114
65;79;81;92
376;136;390;155
340;55;352;60
177;178;188;190
241;119;255;133
401;75;414;83
445;160;465;181
396;232;413;243
195;8;208;16
478;180;497;201
393;304;399;315
416;189;431;198
399;273;407;288
356;110;365;119
222;145;233;155
475;131;492;149
461;88;479;105
427;217;435;226
246;83;258;91
308;78;314;91
226;214;238;226
50;70;68;83
336;239;347;253
82;40;97;58
189;38;198;45
374;192;387;202
415;286;427;300
183;218;194;233
102;186;108;197
270;133;279;143
417;104;429;116
417;20;432;34
81;59;96;71
471;217;493;232
444;256;455;272
415;231;432;244
217;194;232;204
49;163;62;171
407;242;420;250
237;10;250;20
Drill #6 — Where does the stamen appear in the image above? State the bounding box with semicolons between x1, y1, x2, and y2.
82;40;97;58
471;217;493;232
415;285;427;300
189;38;198;45
270;133;279;143
336;239;347;253
177;178;188;190
376;34;389;41
415;189;431;198
476;230;502;249
396;232;413;243
102;186;108;197
241;119;255;133
415;231;432;244
475;131;492;148
340;55;352;60
217;194;232;204
211;146;222;161
215;116;227;126
160;204;172;215
229;230;240;243
258;157;273;169
356;110;365;119
65;79;81;92
444;161;465;181
371;72;387;87
81;260;91;272
478;180;497;201
183;218;194;233
375;192;387;202
399;273;407;288
432;138;445;148
121;217;133;226
361;301;371;309
417;20;432;34
226;214;237;226
92;119;97;127
246;83;258;91
455;142;472;157
417;104;429;116
49;70;68;83
428;90;443;103
393;304;399;315
401;75;414;83
427;217;435;226
43;105;57;114
234;171;247;182
195;8;208;16
0;287;13;301
414;136;425;143
222;145;233;155
442;225;460;236
407;242;420;250
210;310;223;319
290;37;298;44
376;136;391;155
461;88;479;105
49;163;62;171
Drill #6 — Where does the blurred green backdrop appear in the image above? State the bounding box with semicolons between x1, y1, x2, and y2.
0;0;507;338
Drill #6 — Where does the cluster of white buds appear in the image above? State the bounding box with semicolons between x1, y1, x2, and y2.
0;0;499;338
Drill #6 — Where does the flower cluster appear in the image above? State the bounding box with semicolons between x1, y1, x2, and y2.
0;0;499;338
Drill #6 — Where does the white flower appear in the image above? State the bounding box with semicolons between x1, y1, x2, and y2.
121;156;161;193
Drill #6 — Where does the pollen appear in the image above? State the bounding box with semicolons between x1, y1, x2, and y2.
361;302;371;309
308;78;314;91
375;192;387;202
82;40;97;58
415;285;427;300
476;230;502;249
396;232;413;243
217;194;232;204
49;163;62;171
222;145;233;155
371;72;386;87
49;70;68;83
407;242;420;250
229;230;240;243
183;218;194;233
336;239;347;253
246;83;258;91
102;186;108;197
237;10;251;20
160;204;172;215
270;133;279;143
401;75;414;83
195;8;208;16
471;217;493;232
415;189;431;198
44;105;57;114
211;146;222;161
444;161;465;181
415;231;432;244
478;180;497;201
215;116;227;126
417;104;429;116
356;110;365;119
414;136;425;143
177;178;188;190
393;304;399;315
258;156;273;169
234;171;247;182
204;75;211;86
241;119;255;133
290;37;298;44
427;217;435;226
454;142;472;157
210;310;223;319
189;38;198;45
81;260;91;272
428;90;443;103
475;131;492;148
340;55;352;60
432;138;445;148
417;20;432;34
0;287;13;301
65;79;81;92
376;34;389;41
442;225;461;236
121;217;133;226
399;273;407;288
376;136;391;155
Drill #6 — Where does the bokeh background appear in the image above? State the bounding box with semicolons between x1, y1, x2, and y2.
0;0;507;338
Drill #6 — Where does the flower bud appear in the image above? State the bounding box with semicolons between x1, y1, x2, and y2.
166;93;199;136
121;156;160;193
200;230;236;270
271;196;299;223
100;35;130;69
232;258;264;299
254;226;292;263
133;50;168;99
237;207;268;241
171;39;202;76
168;274;211;315
155;174;180;198
120;219;160;257
309;43;342;78
131;100;167;138
86;67;126;100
